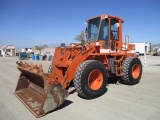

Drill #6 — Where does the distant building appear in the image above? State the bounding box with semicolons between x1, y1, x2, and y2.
1;45;16;57
130;42;151;55
33;47;55;55
41;47;55;55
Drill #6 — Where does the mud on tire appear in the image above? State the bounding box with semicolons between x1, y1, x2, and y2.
121;57;142;85
73;60;108;99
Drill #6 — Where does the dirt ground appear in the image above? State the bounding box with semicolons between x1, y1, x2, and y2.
0;55;160;120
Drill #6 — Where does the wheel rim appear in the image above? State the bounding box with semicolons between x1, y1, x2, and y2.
88;69;103;90
132;64;140;79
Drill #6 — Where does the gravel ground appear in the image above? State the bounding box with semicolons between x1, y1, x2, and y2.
0;55;160;120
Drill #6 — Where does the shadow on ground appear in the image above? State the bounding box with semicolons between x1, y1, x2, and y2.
108;76;122;84
149;64;160;66
46;100;73;116
47;76;124;116
57;100;73;110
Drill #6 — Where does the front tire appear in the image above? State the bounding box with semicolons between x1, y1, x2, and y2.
121;57;142;85
73;60;108;99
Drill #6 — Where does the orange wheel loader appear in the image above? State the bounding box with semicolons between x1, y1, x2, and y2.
15;14;142;117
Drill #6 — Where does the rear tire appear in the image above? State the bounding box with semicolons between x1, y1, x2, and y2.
121;57;142;85
73;60;108;99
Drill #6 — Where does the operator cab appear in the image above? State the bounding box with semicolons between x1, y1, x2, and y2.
86;15;123;50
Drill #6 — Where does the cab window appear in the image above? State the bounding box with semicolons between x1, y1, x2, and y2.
110;19;119;40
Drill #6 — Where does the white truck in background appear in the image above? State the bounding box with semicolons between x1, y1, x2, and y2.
130;42;151;55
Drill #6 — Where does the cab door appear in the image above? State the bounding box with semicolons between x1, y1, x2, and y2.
109;18;120;51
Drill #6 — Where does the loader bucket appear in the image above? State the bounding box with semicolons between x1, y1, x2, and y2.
15;61;69;117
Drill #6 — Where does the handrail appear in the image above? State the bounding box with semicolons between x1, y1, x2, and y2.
125;35;129;50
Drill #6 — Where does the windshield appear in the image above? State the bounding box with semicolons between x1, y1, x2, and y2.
87;17;100;42
98;19;108;48
98;19;108;40
110;19;119;40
